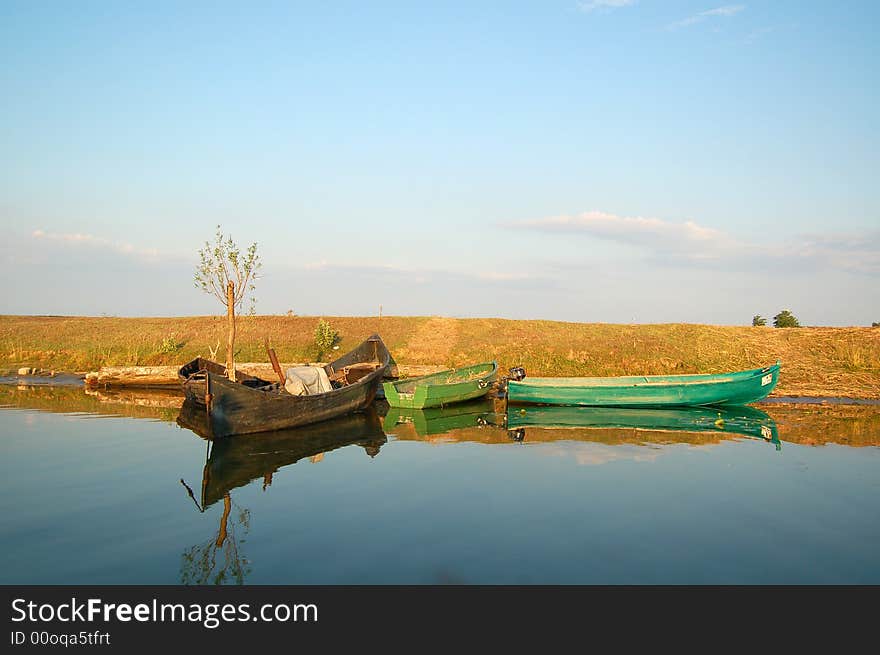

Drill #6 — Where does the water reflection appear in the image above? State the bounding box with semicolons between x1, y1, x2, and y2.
507;405;781;449
2;381;879;584
383;400;502;438
178;399;387;509
0;383;183;421
382;401;781;449
2;382;878;449
179;491;252;585
174;400;387;584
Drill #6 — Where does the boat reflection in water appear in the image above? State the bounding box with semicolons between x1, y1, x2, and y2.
382;399;503;439
176;399;388;509
175;399;387;584
383;400;780;450
505;405;780;449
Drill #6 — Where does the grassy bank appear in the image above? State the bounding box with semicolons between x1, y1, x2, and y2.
2;315;879;398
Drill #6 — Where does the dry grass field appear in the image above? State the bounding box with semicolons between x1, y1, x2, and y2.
1;314;879;398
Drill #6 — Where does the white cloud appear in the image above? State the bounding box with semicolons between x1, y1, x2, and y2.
510;211;737;252
703;5;746;17
792;231;880;276
31;229;164;260
578;0;636;14
507;211;880;276
669;4;745;29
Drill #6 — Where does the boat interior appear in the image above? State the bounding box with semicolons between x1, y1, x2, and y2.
391;362;496;393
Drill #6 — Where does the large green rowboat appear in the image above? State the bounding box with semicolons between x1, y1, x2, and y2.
382;361;498;409
507;361;781;408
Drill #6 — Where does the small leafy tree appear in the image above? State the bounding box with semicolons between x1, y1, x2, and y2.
194;226;261;381
773;309;800;328
314;319;339;360
752;315;767;327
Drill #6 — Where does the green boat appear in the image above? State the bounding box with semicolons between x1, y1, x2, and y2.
506;405;779;447
507;361;781;408
383;361;498;409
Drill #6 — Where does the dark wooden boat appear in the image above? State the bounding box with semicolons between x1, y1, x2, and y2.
177;401;387;507
179;335;398;406
185;334;393;438
179;358;267;406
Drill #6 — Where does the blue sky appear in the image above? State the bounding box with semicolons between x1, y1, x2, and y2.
1;1;877;325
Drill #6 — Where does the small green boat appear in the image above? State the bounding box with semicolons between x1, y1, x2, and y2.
507;361;781;408
382;361;498;409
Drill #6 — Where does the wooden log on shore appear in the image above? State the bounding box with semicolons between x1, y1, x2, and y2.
85;366;182;389
85;363;282;389
85;362;445;389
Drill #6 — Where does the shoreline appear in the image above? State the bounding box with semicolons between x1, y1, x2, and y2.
2;372;879;405
2;315;878;399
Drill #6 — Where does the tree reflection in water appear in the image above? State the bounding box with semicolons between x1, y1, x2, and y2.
174;406;387;586
180;492;251;585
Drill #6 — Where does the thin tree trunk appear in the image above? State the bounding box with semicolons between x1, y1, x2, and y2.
226;281;236;382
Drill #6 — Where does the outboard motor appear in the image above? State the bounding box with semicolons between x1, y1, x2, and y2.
498;366;526;399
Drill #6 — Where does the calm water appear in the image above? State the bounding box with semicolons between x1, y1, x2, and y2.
1;384;879;584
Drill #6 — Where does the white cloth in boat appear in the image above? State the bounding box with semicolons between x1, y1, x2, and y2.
284;366;333;396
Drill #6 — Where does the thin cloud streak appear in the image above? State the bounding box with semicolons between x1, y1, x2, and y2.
31;229;169;261
539;443;665;466
507;211;880;276
510;211;731;249
745;26;773;43
668;4;745;30
577;0;636;14
290;261;558;290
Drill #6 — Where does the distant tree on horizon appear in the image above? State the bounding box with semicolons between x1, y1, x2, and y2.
773;309;801;328
872;321;880;328
752;315;767;326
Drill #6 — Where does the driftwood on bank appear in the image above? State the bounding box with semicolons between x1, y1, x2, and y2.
85;363;284;389
85;363;447;389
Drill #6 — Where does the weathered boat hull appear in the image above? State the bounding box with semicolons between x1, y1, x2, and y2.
204;335;393;437
507;362;781;408
383;361;498;409
178;357;269;405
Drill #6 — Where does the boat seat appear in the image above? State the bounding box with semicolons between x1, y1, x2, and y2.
327;362;382;385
